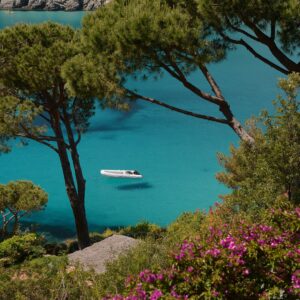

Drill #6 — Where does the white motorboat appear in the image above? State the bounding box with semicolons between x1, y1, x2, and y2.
100;169;143;178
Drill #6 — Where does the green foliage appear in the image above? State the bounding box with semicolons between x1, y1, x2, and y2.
216;74;300;218
0;180;48;237
0;22;95;152
44;242;68;256
197;0;300;71
0;256;103;300
118;221;166;239
0;181;48;212
0;233;45;266
65;0;225;101
0;23;75;90
166;211;205;244
85;0;224;66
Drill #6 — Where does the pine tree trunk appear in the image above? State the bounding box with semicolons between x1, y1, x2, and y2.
52;110;90;250
70;199;90;249
56;145;91;249
13;215;19;234
219;102;255;144
61;105;90;249
0;213;7;238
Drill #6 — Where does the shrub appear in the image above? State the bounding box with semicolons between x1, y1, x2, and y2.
0;233;45;266
0;256;103;300
119;222;166;239
166;211;205;245
106;207;300;299
44;242;68;256
217;73;300;220
0;181;48;238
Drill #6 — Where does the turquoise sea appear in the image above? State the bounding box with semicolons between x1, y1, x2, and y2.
0;11;282;239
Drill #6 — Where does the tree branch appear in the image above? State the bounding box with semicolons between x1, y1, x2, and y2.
242;18;298;72
198;65;225;100
164;50;188;82
126;89;228;124
157;57;224;105
270;19;276;40
39;113;51;124
19;124;62;143
17;125;60;153
225;17;260;42
70;97;82;146
18;134;59;152
219;31;289;74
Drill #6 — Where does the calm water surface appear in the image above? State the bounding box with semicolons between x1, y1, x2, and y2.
0;11;281;239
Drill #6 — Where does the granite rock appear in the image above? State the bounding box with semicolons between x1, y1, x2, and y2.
27;0;46;9
68;235;139;274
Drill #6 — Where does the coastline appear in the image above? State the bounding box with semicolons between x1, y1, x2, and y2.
0;0;110;11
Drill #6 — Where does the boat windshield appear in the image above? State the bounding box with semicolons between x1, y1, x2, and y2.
125;170;140;175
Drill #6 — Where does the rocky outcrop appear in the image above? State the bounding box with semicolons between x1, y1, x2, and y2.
68;235;139;274
0;0;110;10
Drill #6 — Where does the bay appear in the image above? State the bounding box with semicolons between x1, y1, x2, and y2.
0;11;281;239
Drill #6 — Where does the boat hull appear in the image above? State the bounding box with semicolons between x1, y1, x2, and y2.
100;170;143;179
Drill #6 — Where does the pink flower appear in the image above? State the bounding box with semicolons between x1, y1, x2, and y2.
211;290;219;297
156;273;163;281
220;236;235;248
243;269;250;276
139;270;157;283
170;286;180;298
259;225;273;232
205;248;221;257
228;241;236;250
187;266;194;273
295;207;300;218
150;289;163;300
292;270;300;289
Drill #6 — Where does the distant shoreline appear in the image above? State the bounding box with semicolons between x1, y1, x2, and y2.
0;0;110;11
0;8;91;11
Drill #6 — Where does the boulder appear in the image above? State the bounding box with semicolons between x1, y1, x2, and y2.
44;0;66;10
68;235;139;274
64;0;81;11
0;0;15;9
27;0;46;9
14;0;29;8
83;0;109;10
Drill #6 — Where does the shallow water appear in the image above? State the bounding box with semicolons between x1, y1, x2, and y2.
0;11;281;239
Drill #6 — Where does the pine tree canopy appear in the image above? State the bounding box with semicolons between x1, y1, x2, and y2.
0;23;95;153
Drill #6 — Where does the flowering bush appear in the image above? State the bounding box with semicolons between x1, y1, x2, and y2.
105;207;300;299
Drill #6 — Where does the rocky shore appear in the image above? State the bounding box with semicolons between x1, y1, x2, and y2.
0;0;110;10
